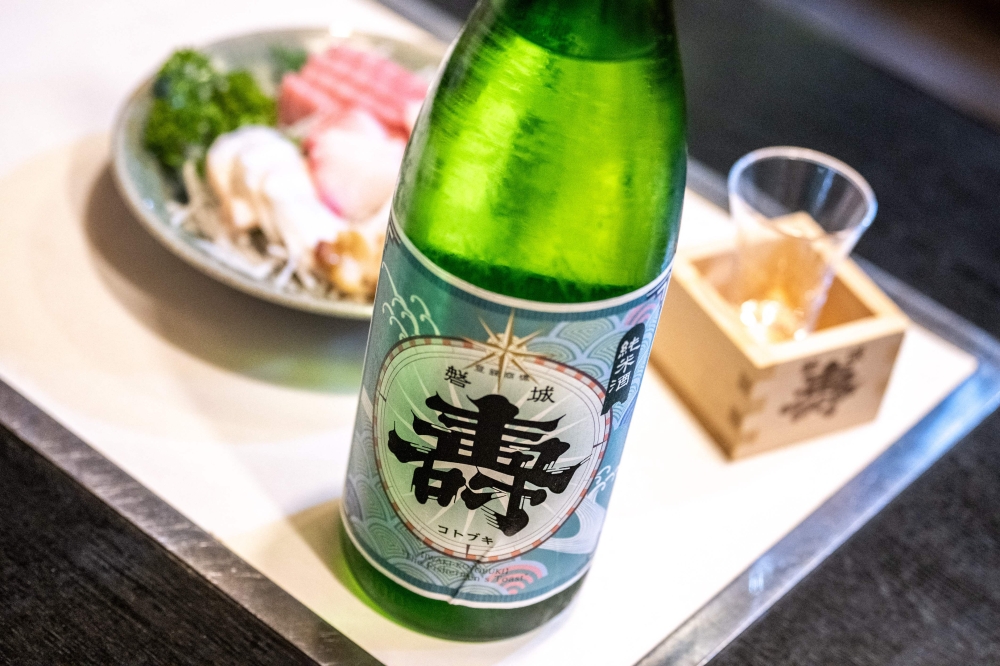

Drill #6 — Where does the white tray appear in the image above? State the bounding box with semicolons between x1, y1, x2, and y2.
0;134;994;666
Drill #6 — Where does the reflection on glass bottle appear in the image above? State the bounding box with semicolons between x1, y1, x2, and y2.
340;0;687;640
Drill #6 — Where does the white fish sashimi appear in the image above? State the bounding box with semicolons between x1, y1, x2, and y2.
229;131;305;243
307;110;405;222
199;119;399;300
261;168;346;276
207;126;295;234
203;125;348;290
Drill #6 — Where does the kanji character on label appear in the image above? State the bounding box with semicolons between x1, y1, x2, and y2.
387;393;584;537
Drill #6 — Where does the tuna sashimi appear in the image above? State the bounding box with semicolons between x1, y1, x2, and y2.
278;46;428;136
278;74;343;127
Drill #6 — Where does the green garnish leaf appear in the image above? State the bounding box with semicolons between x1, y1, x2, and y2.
143;49;276;176
271;46;309;81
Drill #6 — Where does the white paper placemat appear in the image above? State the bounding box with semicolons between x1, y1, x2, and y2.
0;134;977;666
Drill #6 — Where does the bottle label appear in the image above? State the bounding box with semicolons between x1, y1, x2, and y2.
342;216;671;608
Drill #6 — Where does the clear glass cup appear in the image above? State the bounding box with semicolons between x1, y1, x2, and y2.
724;147;877;343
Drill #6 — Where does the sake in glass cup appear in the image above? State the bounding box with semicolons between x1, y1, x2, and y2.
725;147;877;343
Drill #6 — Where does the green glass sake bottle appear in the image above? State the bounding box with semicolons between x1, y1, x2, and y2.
340;0;686;641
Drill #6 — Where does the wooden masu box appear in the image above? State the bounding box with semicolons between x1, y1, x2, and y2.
650;242;910;459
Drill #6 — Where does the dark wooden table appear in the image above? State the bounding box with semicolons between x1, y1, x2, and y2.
2;0;999;663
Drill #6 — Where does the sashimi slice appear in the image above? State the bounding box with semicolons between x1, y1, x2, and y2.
278;74;343;126
207;126;300;236
261;169;346;278
229;131;304;243
283;45;428;137
307;109;405;221
205;125;346;281
304;105;388;150
299;67;405;135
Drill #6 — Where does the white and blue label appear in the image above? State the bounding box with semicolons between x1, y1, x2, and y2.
342;216;670;608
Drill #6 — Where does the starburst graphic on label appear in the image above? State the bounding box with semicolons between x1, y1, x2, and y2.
463;311;545;390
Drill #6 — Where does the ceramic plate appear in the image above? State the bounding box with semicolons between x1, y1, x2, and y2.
112;28;445;319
